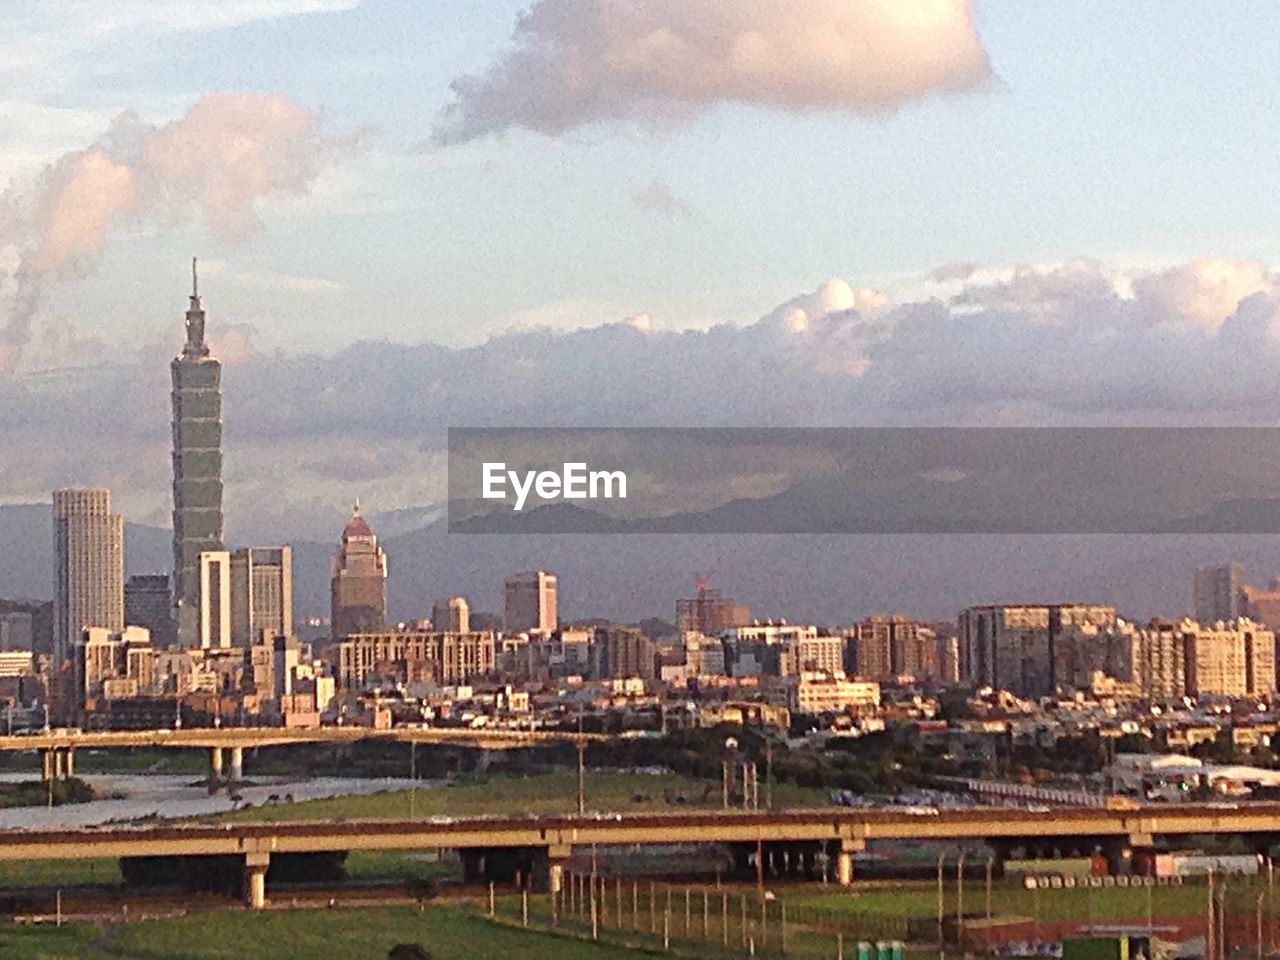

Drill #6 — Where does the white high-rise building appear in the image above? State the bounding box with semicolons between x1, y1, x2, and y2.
197;550;232;649
53;487;124;664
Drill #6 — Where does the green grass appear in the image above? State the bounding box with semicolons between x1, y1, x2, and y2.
0;858;121;889
216;771;826;823
0;904;705;960
789;877;1236;922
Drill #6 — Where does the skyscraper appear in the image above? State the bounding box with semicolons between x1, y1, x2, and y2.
53;487;124;665
503;570;558;635
330;503;388;641
171;260;224;647
230;546;293;646
1194;563;1246;625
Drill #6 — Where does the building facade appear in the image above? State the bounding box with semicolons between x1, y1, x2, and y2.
124;575;176;648
959;603;1117;697
503;570;558;635
338;631;496;687
53;487;124;665
230;546;293;646
197;551;231;650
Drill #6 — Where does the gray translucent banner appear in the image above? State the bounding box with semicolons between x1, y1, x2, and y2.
447;427;1280;534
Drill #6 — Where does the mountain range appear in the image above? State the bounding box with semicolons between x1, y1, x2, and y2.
6;502;1280;626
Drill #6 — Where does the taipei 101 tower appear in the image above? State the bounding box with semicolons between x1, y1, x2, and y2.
171;259;224;647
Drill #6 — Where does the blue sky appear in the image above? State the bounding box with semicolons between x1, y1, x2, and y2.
7;0;1280;535
5;0;1280;357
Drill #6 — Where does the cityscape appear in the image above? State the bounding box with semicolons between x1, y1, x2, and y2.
5;3;1280;960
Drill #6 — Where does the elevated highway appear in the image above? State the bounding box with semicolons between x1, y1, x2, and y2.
0;726;597;785
1;802;1277;908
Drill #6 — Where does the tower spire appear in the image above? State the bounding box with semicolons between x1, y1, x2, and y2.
183;257;208;358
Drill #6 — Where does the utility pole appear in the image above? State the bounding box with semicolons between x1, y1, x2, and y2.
577;738;586;815
936;852;945;955
409;739;416;818
765;741;773;810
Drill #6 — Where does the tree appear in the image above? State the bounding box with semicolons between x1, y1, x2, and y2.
404;875;439;910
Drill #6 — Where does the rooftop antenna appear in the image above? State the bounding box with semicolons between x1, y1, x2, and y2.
192;257;198;299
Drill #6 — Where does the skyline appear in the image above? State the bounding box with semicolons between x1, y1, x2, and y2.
6;2;1280;542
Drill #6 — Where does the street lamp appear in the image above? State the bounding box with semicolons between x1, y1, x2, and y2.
956;852;967;942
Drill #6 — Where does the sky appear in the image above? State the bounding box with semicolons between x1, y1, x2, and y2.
4;0;1280;541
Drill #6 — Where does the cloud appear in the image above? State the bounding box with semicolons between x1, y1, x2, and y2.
431;0;994;144
10;256;1280;538
0;92;353;369
633;179;691;220
928;260;979;283
0;2;360;79
1131;257;1277;333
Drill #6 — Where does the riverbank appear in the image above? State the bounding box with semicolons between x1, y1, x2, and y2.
0;776;95;809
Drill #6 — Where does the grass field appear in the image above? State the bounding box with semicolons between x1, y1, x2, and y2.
789;875;1259;923
0;903;713;960
216;771;827;823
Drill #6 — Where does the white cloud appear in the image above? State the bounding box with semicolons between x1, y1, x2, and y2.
0;91;353;368
1131;257;1277;333
431;0;993;144
12;255;1280;533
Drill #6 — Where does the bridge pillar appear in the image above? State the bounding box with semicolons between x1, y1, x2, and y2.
244;852;270;909
228;747;244;784
209;746;224;792
833;839;863;886
53;748;66;780
546;844;572;894
40;748;54;782
63;747;74;778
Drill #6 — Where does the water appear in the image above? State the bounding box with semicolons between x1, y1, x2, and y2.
0;773;423;829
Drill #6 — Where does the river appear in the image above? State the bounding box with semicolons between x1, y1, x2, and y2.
0;773;422;829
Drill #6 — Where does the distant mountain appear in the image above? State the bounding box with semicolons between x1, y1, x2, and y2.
6;502;1280;627
0;504;332;622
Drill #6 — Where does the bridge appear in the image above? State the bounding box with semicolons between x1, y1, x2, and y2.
1;802;1278;909
0;727;596;787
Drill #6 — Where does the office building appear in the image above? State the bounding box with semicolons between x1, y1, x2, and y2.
1185;618;1275;700
171;262;225;647
124;575;177;648
601;626;656;680
779;634;846;677
330;503;388;641
197;551;231;650
337;631;496;687
432;596;470;633
230;546;293;647
1194;563;1247;625
787;672;881;716
53;487;124;665
958;603;1117;697
503;570;557;635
